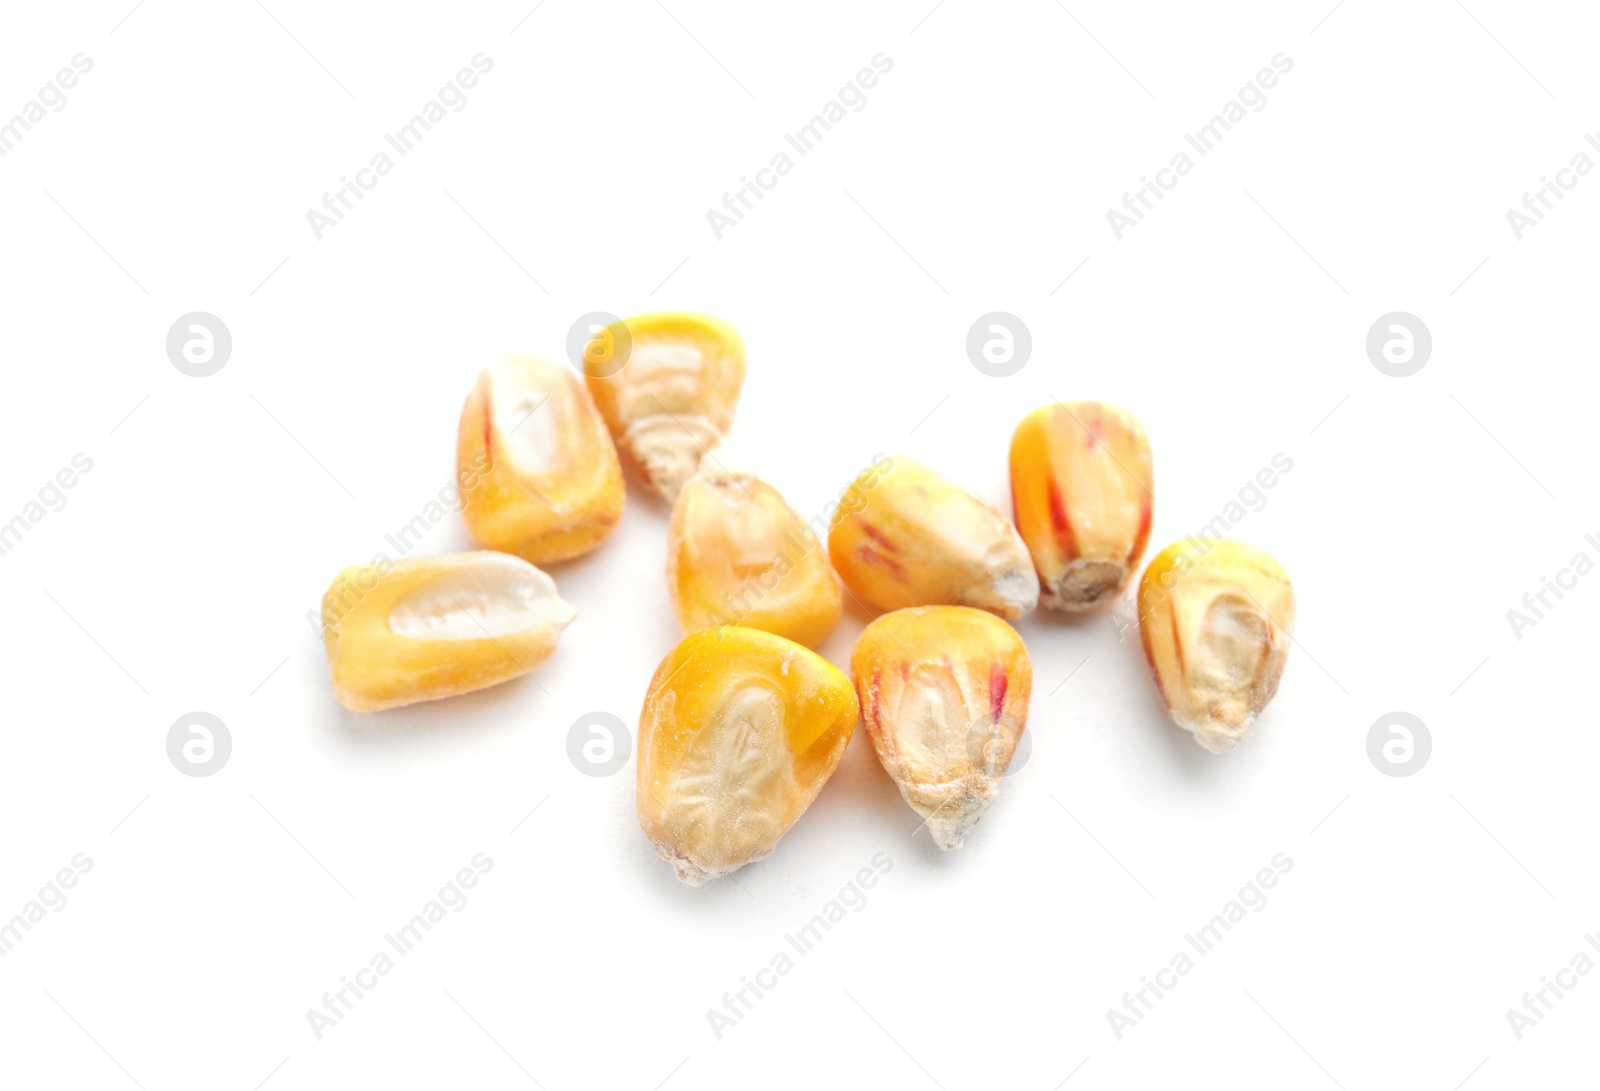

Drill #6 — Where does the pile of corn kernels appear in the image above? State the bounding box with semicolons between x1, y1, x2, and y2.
320;312;1296;887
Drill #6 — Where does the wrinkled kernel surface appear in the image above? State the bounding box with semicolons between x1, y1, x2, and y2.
637;627;857;885
583;312;745;500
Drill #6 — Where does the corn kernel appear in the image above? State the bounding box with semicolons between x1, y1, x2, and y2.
667;464;842;647
583;312;746;501
1009;401;1153;612
320;551;574;712
457;357;625;563
637;626;858;886
828;457;1037;619
851;606;1032;849
1138;539;1294;752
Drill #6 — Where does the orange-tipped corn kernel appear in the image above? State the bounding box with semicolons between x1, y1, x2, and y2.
636;626;858;886
320;551;574;712
667;465;842;647
829;457;1037;619
583;312;745;501
851;606;1032;849
1138;539;1294;752
1010;401;1153;612
456;357;624;564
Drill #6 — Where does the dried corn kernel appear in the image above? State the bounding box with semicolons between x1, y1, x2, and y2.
1138;539;1294;752
583;312;745;501
667;464;842;647
457;357;625;564
1010;401;1153;612
320;551;574;712
637;626;858;886
828;457;1036;619
852;607;1032;849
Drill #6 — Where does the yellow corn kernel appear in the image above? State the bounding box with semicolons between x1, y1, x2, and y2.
1009;401;1153;612
320;551;574;712
582;312;745;501
828;457;1036;619
1138;539;1294;752
851;606;1032;849
456;357;624;564
667;465;842;647
637;626;858;886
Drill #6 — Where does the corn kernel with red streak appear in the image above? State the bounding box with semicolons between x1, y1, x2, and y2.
1009;401;1153;612
851;606;1032;849
829;458;1037;619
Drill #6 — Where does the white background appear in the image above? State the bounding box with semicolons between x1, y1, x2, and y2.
0;1;1593;1088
